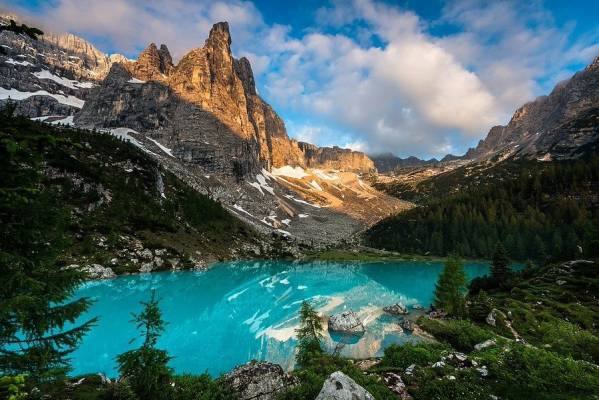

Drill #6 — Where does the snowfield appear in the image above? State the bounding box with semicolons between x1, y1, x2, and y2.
0;87;85;108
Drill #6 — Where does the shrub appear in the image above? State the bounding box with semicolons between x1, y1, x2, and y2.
380;343;449;370
417;319;493;352
171;374;237;400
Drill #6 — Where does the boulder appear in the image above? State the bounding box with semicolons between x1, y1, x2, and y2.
474;339;496;351
382;372;412;400
486;311;496;327
383;303;409;315
315;371;374;400
328;311;365;334
412;304;424;310
83;264;116;280
225;361;298;400
400;318;414;332
139;262;154;273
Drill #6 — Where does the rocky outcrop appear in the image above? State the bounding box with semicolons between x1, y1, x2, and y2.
225;361;299;400
66;264;115;280
463;56;599;160
299;142;375;172
383;303;409;315
328;311;365;334
315;371;374;400
382;372;412;400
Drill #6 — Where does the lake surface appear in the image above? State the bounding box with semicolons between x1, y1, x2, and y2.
71;260;489;377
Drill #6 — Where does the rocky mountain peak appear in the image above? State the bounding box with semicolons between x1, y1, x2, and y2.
206;21;232;51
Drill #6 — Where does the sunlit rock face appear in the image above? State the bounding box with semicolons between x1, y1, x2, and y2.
76;21;372;176
463;56;599;161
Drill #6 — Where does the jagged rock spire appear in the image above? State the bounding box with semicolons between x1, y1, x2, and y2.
206;21;232;50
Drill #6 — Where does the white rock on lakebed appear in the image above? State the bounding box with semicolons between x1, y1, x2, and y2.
328;310;365;334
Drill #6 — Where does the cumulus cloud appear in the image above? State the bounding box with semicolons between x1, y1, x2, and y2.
9;0;265;60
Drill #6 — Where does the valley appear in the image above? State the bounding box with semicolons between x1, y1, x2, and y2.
1;6;598;400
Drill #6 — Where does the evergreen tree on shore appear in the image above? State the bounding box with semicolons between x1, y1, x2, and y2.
117;291;172;400
295;301;323;367
491;243;511;285
434;258;467;317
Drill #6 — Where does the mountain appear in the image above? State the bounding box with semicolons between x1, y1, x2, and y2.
463;57;599;161
371;153;438;173
75;22;375;176
1;15;404;246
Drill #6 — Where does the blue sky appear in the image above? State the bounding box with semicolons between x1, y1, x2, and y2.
6;0;599;158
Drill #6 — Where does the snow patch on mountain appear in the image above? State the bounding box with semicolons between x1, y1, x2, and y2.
0;87;84;108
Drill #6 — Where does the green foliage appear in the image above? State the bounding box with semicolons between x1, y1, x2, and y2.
411;373;490;400
0;111;96;382
491;344;599;399
295;301;324;367
467;291;494;322
379;343;449;370
490;243;510;284
0;375;27;400
434;258;467;317
117;292;172;400
417;318;493;352
102;381;138;400
171;374;237;400
365;155;599;261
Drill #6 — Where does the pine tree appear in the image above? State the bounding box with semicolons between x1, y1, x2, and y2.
295;301;323;367
434;258;467;317
491;242;511;284
0;110;96;382
117;291;172;400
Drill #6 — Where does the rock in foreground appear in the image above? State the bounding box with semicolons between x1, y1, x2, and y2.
315;371;375;400
225;361;298;400
328;311;365;334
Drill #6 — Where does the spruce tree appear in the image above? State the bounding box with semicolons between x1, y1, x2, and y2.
434;258;467;317
0;109;96;381
117;291;172;400
491;242;511;284
295;301;323;367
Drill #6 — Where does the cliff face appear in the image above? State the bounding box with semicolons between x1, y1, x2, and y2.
298;142;375;172
75;22;371;176
464;56;599;160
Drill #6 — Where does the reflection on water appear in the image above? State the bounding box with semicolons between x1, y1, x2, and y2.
71;260;489;377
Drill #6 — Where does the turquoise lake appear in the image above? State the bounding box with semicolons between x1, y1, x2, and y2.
71;260;490;377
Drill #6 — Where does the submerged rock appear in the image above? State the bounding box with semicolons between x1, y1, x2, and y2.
400;318;414;332
383;303;409;315
328;311;365;334
315;371;374;400
225;361;298;400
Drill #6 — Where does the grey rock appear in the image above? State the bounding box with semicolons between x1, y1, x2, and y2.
139;248;153;260
225;361;298;400
382;372;412;400
83;264;116;280
328;311;365;334
400;318;414;332
315;371;374;400
474;339;497;351
139;262;154;273
383;303;409;315
486;311;496;327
